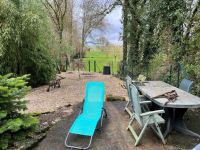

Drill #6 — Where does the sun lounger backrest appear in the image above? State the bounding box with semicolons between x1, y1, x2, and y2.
83;82;105;114
130;84;143;126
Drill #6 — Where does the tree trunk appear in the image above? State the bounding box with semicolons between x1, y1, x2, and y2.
81;13;86;61
59;30;63;72
69;0;73;45
122;0;128;63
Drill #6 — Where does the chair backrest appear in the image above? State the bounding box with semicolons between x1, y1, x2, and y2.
125;75;132;101
83;82;105;115
179;78;193;92
129;84;143;126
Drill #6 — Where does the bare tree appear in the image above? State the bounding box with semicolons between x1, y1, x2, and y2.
42;0;117;78
42;0;68;44
69;0;116;79
42;0;72;71
68;0;74;45
79;0;117;59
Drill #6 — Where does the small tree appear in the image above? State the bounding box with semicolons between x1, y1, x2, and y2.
0;74;38;150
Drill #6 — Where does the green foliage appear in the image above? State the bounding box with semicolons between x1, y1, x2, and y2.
148;52;169;80
82;48;122;74
0;0;55;86
0;74;38;149
0;134;11;150
183;29;200;95
85;51;109;58
121;0;200;96
0;112;7;120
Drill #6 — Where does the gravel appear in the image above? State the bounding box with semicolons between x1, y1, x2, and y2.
26;71;126;113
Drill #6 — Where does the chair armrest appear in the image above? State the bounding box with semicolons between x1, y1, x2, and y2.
139;101;152;105
140;110;165;117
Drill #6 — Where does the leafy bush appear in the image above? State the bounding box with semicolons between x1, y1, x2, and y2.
148;52;170;80
181;13;200;96
0;74;38;149
0;0;55;86
23;50;56;86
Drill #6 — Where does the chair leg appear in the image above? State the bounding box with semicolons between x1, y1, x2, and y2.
152;116;166;144
124;100;130;111
155;124;166;144
127;118;139;141
124;100;133;118
65;132;93;150
103;108;107;118
135;118;150;146
127;115;135;130
127;115;139;141
150;125;160;137
96;110;106;131
100;110;104;127
125;108;133;118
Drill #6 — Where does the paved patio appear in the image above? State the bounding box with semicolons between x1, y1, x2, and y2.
33;101;200;150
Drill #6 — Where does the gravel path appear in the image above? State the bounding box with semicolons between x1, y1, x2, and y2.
26;71;126;113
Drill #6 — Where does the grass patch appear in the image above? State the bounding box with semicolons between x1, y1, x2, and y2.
83;46;122;74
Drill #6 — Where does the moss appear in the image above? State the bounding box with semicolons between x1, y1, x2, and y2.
106;94;126;101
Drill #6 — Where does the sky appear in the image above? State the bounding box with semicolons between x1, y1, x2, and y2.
87;6;123;46
105;6;123;45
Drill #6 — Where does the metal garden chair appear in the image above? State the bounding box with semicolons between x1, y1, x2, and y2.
124;76;150;118
127;84;166;146
179;78;193;92
124;75;133;117
65;82;106;149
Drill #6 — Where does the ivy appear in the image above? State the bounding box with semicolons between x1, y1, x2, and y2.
120;0;200;95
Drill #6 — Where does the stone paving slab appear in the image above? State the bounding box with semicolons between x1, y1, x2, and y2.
33;101;183;150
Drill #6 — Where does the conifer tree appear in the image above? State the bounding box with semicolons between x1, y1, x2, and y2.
0;74;38;149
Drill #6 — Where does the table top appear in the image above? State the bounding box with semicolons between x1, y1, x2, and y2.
137;81;200;108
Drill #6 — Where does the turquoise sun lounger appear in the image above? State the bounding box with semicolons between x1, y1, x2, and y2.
65;82;106;149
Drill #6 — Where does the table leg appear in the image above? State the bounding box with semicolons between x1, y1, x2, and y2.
163;108;174;138
174;108;200;138
163;108;200;138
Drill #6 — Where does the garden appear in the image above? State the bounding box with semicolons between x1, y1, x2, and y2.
1;0;200;150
